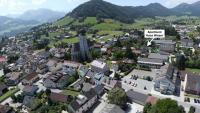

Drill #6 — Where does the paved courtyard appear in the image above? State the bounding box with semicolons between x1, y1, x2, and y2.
122;74;154;93
127;103;144;113
127;69;158;79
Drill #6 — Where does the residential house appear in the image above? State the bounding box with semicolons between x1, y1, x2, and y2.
93;73;105;85
180;38;194;48
70;79;85;90
0;83;8;96
0;104;14;113
137;58;164;69
78;65;89;77
0;56;7;63
50;92;68;103
36;51;50;59
5;72;21;85
91;60;109;74
36;63;48;74
22;85;38;96
153;40;176;53
22;73;39;85
102;77;121;91
43;72;70;89
23;96;40;111
184;73;200;95
154;64;178;95
100;104;125;113
93;84;105;97
68;83;97;113
62;60;81;76
46;59;62;72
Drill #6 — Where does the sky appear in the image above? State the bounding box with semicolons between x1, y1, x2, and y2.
0;0;199;16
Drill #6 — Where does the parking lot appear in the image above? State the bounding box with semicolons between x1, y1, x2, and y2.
122;74;154;94
128;69;158;79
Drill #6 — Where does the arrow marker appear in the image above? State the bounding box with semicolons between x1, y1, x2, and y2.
147;37;155;46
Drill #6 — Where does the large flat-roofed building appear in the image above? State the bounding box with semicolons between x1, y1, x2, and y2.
148;53;169;62
153;40;176;53
137;58;164;69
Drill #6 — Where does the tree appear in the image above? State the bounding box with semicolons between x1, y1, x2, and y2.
107;87;127;108
143;103;152;113
45;89;51;97
112;50;124;60
125;46;136;61
197;26;200;33
189;106;196;113
91;50;101;59
147;98;185;113
176;54;186;70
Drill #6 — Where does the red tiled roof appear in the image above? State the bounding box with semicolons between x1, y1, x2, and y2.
24;73;38;81
0;56;7;62
146;96;158;105
50;92;68;103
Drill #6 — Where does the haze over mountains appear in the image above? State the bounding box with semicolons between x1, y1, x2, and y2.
0;9;65;36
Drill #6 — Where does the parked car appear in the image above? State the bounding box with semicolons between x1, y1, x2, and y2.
194;99;197;103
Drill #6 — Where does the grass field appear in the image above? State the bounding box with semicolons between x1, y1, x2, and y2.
62;37;80;44
54;16;74;26
62;89;80;97
92;19;122;31
0;88;20;102
186;68;200;73
84;17;97;25
97;30;123;36
54;37;80;47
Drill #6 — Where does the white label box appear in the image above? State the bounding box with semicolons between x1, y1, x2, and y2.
144;30;165;39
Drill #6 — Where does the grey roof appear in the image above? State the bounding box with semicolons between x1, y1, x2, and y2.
138;58;164;65
0;83;7;91
195;108;200;113
23;85;38;93
126;90;148;105
185;73;200;93
100;104;125;113
148;53;169;60
85;69;97;78
94;84;104;95
70;88;97;111
153;40;176;45
82;83;93;92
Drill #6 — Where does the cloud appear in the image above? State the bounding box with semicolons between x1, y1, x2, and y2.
164;0;199;8
31;0;47;5
0;0;27;14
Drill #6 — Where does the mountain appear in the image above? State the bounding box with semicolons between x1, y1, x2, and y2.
68;0;176;23
19;9;65;22
172;1;200;16
0;16;39;36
